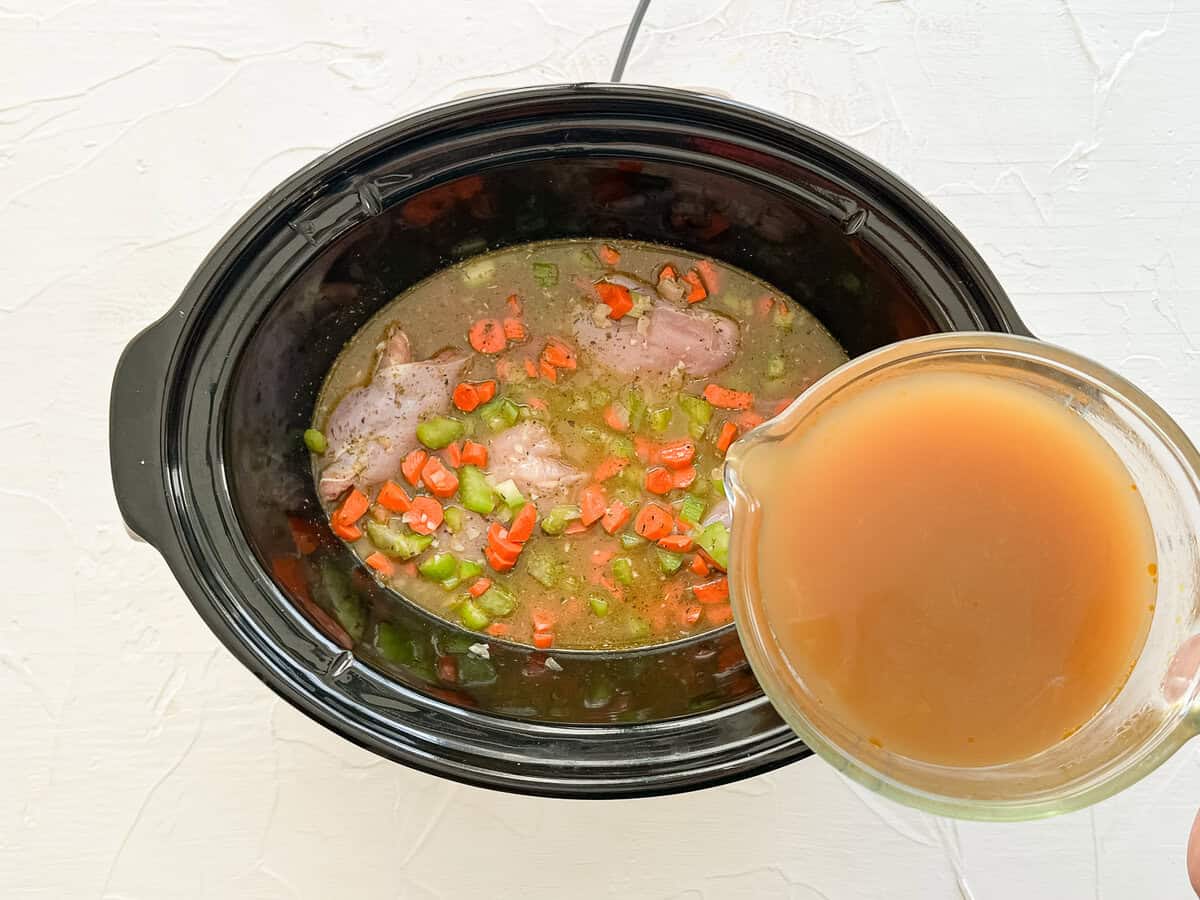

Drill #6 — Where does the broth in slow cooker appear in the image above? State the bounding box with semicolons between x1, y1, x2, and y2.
306;239;847;649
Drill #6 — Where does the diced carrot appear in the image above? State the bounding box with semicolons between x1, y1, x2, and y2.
671;465;697;490
330;519;362;541
333;488;369;527
656;438;695;469
696;259;720;294
601;500;631;534
693;576;730;604
739;411;766;429
644;467;674;495
421;456;459;498
403;496;444;535
476;380;497;403
365;552;395;576
542;338;577;370
697;546;726;574
507;503;538;543
506;293;523;316
287;516;320;555
531;609;556;633
703;384;755;410
705;603;734;625
591;548;617;565
603;403;630;432
595;282;633;319
683;604;703;626
503;318;526;341
756;294;775;318
485;547;515;572
401;449;428;486
580;484;608;526
524;358;539;379
539;359;558;382
658;534;694;552
532;631;554;649
564;521;589;535
675;516;695;533
469;577;493;598
716;421;739;454
461;440;488;468
598;244;621;265
445;441;463;468
690;554;711;576
487;523;524;562
376;480;412;513
526;396;549;411
468;318;506;354
594;456;628;482
485;621;510;637
683;269;708;303
453;382;481;412
634;503;673;540
658;263;678;281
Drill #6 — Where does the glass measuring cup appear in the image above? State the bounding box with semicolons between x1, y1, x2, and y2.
725;332;1200;820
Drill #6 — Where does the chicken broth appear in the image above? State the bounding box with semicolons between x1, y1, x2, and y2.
309;238;847;649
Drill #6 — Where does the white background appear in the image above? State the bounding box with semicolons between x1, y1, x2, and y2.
3;0;1200;897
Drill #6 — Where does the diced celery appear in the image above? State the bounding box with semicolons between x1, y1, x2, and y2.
526;551;562;587
711;472;726;498
773;303;795;329
458;465;496;515
589;594;610;617
695;522;730;570
619;531;645;550
443;506;465;533
608;434;635;459
493;478;526;510
541;505;581;535
416;416;464;449
479;397;519;432
767;354;785;379
625;385;646;431
366;522;433;559
418;552;458;581
532;261;559;287
459;599;490;630
679;495;706;525
688;420;707;439
679;394;713;426
477;583;517;617
494;505;513;525
580;424;607;446
657;549;684;574
588;385;612;408
689;474;710;496
303;428;327;454
612;557;634;585
648;406;672;432
627;616;650;640
457;559;484;581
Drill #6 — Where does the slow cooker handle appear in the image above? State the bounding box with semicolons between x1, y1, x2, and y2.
109;312;182;546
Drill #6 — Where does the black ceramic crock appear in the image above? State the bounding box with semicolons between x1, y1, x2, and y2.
109;84;1029;798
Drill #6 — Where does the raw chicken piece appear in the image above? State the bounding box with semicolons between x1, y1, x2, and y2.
572;276;738;376
488;422;587;504
318;328;468;500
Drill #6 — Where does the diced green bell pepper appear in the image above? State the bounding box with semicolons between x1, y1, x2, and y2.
303;428;327;454
418;552;458;581
541;505;581;536
459;599;490;630
366;522;433;559
458;465;496;515
612;557;634;585
477;583;517;617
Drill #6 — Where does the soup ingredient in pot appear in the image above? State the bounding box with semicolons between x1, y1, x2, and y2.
738;370;1157;766
317;329;469;501
311;238;847;649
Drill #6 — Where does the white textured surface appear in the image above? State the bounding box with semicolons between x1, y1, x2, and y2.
4;0;1200;896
